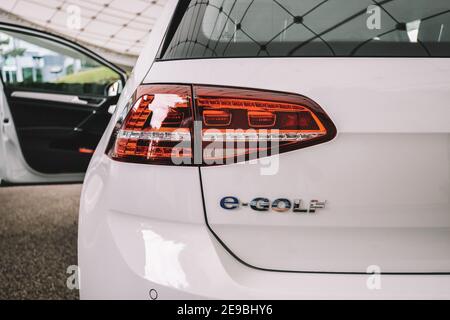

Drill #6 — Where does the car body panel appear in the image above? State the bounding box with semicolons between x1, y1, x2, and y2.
79;0;450;298
79;188;450;299
142;58;450;273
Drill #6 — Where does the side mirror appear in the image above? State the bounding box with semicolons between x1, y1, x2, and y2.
107;80;123;97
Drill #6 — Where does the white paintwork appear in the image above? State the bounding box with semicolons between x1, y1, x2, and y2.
144;58;450;273
79;0;450;299
201;133;450;273
80;200;450;299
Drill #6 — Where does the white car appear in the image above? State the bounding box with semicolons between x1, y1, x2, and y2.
78;0;450;299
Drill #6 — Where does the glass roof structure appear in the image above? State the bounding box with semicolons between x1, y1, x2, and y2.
0;0;168;68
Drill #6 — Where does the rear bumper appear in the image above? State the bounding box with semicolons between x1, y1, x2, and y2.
79;209;450;300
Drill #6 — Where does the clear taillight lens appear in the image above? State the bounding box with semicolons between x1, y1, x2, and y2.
107;85;336;165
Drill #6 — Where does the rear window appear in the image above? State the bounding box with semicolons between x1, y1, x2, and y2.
158;0;450;59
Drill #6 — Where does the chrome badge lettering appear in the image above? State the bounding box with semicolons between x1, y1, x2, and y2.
220;197;326;214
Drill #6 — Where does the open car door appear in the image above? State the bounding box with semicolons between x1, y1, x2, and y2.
0;24;126;185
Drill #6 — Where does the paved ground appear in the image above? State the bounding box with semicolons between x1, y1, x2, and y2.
0;184;81;300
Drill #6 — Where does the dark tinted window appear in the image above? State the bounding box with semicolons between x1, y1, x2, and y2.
159;0;450;59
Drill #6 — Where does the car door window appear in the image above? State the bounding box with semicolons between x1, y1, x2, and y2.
0;29;121;97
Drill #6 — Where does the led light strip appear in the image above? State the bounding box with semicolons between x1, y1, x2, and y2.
118;130;191;141
202;132;324;142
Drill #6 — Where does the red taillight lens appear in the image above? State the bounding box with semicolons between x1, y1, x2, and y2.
195;86;334;163
107;85;336;165
108;85;193;165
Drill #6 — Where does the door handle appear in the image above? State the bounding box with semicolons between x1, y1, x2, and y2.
69;96;89;105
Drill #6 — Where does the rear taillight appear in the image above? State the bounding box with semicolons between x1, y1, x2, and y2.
108;85;193;165
107;85;336;165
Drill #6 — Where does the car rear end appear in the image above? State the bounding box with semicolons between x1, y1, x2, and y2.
78;0;450;299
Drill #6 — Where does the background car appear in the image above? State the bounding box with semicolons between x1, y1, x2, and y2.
79;0;450;299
